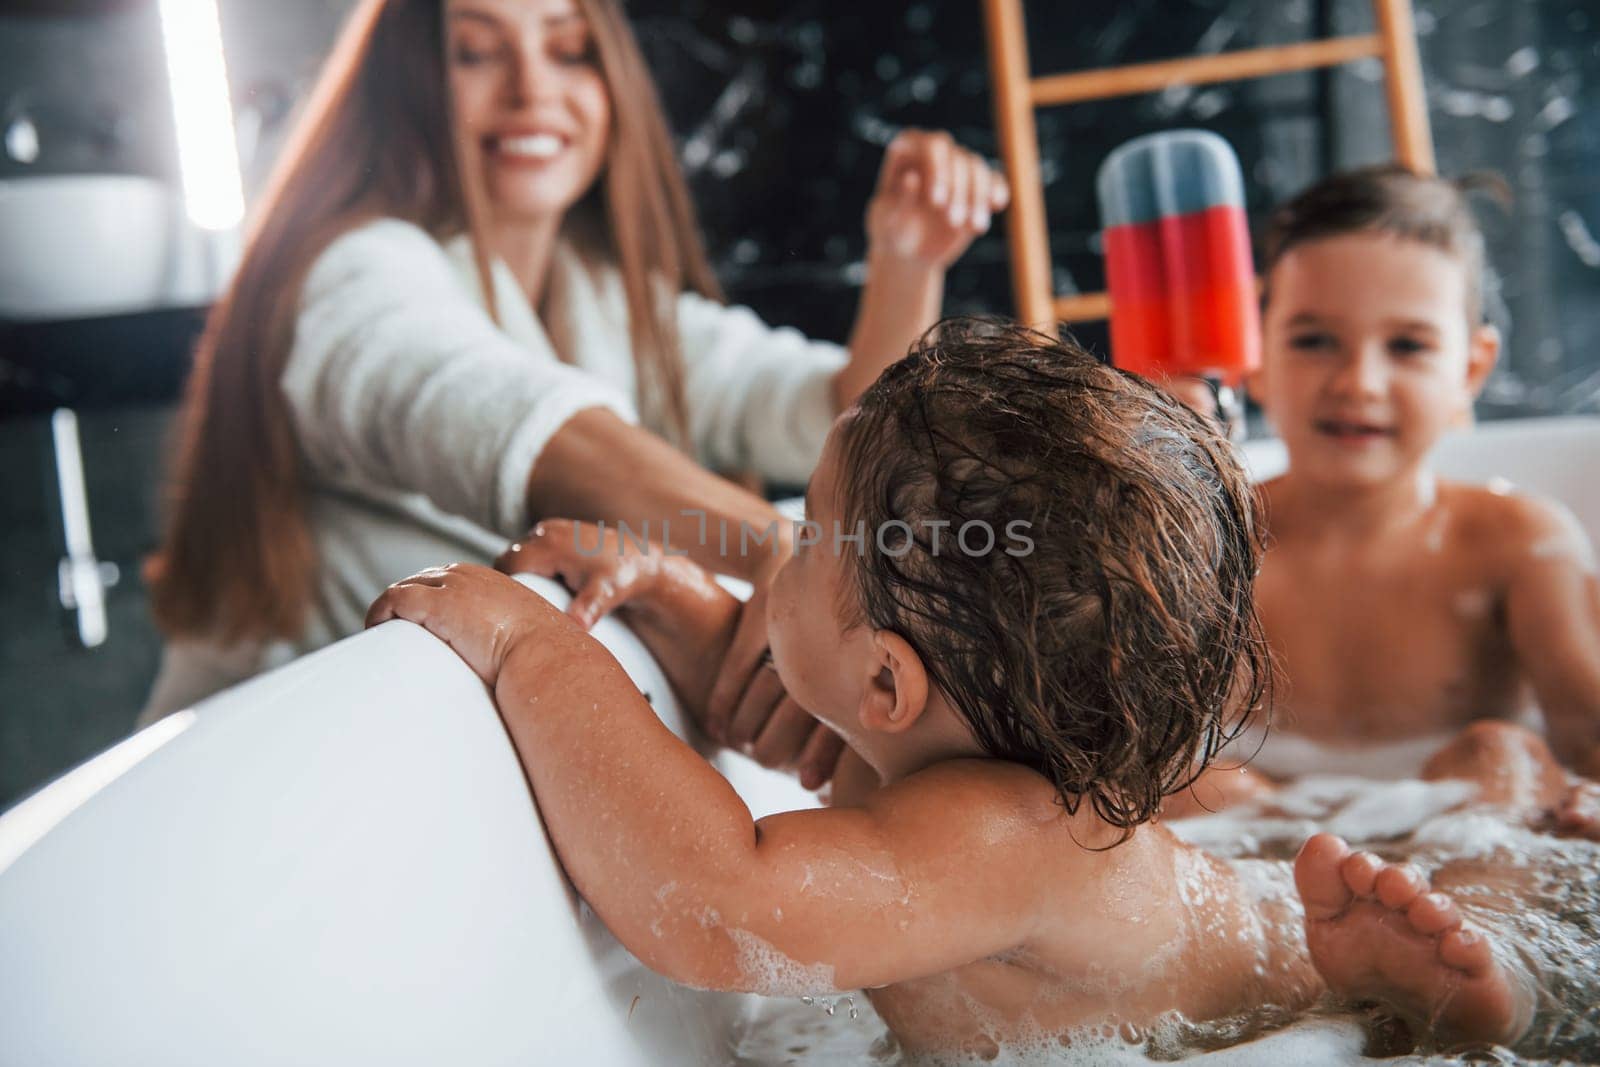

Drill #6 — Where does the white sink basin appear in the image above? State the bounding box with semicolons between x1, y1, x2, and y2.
0;174;224;321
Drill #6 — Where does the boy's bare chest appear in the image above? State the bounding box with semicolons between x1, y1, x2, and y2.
1256;543;1524;739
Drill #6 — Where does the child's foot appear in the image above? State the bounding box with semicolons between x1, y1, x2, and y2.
1551;781;1600;841
1294;833;1533;1048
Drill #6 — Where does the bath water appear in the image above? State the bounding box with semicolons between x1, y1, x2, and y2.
721;776;1598;1065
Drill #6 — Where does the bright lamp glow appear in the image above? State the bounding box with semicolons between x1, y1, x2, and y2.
158;0;245;231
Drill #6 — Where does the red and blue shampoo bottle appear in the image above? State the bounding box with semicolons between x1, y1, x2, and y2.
1096;130;1260;431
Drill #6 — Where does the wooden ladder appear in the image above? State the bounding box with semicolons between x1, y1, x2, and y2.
982;0;1435;328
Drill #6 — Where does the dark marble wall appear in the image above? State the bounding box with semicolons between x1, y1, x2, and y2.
1;0;1597;807
1326;0;1600;416
624;0;1600;416
632;0;1329;357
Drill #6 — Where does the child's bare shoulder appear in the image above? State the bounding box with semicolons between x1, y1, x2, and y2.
863;759;1093;850
1440;481;1594;572
870;759;1059;816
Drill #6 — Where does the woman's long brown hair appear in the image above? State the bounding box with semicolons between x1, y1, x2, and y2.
150;0;721;643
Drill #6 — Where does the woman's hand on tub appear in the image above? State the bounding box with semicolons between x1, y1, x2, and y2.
498;520;748;724
497;519;671;630
367;563;575;690
866;129;1009;270
510;521;848;788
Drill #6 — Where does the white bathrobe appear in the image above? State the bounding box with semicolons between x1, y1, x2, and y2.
139;218;847;724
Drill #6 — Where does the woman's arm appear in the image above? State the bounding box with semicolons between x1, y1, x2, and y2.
835;130;1009;409
288;220;790;586
673;131;1007;490
525;407;792;585
834;255;945;410
284;220;644;541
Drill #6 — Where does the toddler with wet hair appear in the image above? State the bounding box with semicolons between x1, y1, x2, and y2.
371;319;1557;1056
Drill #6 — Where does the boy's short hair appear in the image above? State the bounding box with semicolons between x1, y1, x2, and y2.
834;319;1267;834
1264;164;1504;325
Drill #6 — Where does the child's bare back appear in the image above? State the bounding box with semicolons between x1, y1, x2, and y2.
824;759;1313;1054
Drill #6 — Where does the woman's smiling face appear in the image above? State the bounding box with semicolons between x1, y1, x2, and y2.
447;0;611;224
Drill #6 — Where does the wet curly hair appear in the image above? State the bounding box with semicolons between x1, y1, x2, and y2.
833;318;1267;835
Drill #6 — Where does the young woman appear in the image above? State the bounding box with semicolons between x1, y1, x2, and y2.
142;0;1006;783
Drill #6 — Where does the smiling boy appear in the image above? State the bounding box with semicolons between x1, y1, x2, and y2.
1245;167;1600;781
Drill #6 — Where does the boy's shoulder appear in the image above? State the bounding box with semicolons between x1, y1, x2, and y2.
863;758;1129;856
871;758;1060;820
1439;480;1595;573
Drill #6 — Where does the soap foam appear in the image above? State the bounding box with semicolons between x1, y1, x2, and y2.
725;927;839;998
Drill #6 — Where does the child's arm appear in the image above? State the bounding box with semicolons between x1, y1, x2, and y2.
1501;498;1600;777
368;566;1048;993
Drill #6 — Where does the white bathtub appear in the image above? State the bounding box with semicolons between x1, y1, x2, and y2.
0;416;1595;1066
0;575;818;1067
1240;416;1600;546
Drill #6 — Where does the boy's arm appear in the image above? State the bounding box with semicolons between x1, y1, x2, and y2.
497;629;1046;993
1502;499;1600;776
370;566;1046;991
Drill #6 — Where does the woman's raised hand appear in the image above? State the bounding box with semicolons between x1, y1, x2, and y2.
866;129;1010;270
496;519;664;631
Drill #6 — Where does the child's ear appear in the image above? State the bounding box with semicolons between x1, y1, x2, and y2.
1452;324;1499;429
857;631;930;735
1465;324;1500;400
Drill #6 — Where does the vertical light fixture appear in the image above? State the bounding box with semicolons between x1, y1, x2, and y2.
158;0;245;231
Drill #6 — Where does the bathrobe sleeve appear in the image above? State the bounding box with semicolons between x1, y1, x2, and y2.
283;220;638;538
674;291;848;487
